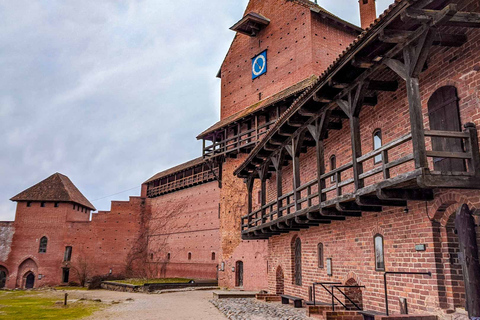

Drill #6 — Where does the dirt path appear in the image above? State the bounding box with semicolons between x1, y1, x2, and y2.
65;289;226;320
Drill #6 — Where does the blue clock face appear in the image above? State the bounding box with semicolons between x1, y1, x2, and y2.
252;50;267;80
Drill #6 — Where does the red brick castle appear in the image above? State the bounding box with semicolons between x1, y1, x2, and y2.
1;0;480;318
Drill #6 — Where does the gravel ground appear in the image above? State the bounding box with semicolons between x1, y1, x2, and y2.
61;289;226;320
210;298;308;320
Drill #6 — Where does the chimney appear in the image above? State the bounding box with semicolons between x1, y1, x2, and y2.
359;0;376;29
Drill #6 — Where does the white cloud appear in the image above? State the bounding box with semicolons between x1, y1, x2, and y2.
0;0;396;221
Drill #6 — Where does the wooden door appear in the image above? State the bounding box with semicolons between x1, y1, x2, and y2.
25;273;34;289
0;271;6;288
235;261;243;287
427;86;465;172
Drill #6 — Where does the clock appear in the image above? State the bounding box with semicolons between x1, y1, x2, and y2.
252;50;267;79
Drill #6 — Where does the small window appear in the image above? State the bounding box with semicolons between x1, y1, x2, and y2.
211;252;216;261
362;0;368;4
374;234;385;271
257;190;262;205
64;246;72;261
150;253;154;260
41;202;46;207
54;202;59;208
294;237;302;285
330;155;336;183
317;243;324;268
188;252;192;260
73;205;76;210
167;253;171;260
39;236;48;253
26;202;32;207
326;258;333;276
373;129;382;164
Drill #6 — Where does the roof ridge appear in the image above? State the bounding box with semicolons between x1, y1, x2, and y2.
10;173;95;210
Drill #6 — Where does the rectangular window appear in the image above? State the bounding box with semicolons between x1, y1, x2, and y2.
63;246;72;262
374;235;385;271
54;202;59;208
27;202;32;207
41;202;46;207
326;258;332;276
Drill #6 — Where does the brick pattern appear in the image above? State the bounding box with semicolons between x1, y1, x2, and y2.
263;0;480;316
220;0;357;119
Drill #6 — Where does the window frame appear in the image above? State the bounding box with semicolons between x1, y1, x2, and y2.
317;243;324;268
330;155;336;183
39;236;48;253
64;246;72;262
373;129;383;164
374;234;385;271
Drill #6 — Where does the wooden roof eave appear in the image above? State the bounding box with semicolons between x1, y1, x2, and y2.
233;0;417;178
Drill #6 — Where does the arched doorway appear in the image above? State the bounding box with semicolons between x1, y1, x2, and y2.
25;272;35;289
16;258;38;289
275;266;284;295
444;213;466;308
235;261;243;287
0;266;7;288
344;278;363;310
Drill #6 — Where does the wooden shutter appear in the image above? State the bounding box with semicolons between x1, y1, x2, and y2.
427;86;465;172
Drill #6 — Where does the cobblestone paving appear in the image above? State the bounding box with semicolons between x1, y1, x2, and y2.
210;298;308;320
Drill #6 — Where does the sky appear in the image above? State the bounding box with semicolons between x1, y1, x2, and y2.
0;0;394;221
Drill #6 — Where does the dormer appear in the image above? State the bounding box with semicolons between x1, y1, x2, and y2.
230;12;270;37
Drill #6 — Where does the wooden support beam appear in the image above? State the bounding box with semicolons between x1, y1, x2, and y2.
336;202;382;212
403;5;480;28
376;188;434;201
307;211;345;221
271;152;284;217
278;125;296;137
352;57;374;69
356;196;407;207
368;80;399;92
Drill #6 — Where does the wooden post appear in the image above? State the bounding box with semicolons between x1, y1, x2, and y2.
350;115;364;190
455;204;480;318
287;138;302;211
64;293;68;306
246;177;255;226
272;153;283;217
464;122;480;177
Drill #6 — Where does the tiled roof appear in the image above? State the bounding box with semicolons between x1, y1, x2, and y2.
197;75;318;139
144;157;208;184
10;173;96;210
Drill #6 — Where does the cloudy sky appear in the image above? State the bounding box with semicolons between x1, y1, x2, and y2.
0;0;394;221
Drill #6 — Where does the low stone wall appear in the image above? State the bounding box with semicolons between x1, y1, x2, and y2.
101;282;141;293
101;279;218;293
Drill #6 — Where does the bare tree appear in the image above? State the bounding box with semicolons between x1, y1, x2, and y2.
71;249;91;287
125;198;190;280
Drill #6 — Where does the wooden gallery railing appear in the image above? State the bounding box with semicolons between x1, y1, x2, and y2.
203;118;277;158
241;124;480;231
147;168;219;198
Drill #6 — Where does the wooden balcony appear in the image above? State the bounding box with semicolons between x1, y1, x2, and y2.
202;118;277;159
241;124;480;239
146;168;219;198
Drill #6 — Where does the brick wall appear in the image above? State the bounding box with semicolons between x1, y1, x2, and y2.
264;0;480;316
146;181;220;280
219;0;357;119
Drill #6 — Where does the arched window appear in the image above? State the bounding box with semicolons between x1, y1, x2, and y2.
294;237;302;285
373;129;382;164
38;236;48;253
374;234;385;271
330;155;336;182
188;252;192;260
211;252;216;261
63;246;72;261
317;243;324;268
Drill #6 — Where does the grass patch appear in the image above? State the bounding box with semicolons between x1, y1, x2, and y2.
115;278;193;286
54;286;88;291
0;290;101;319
